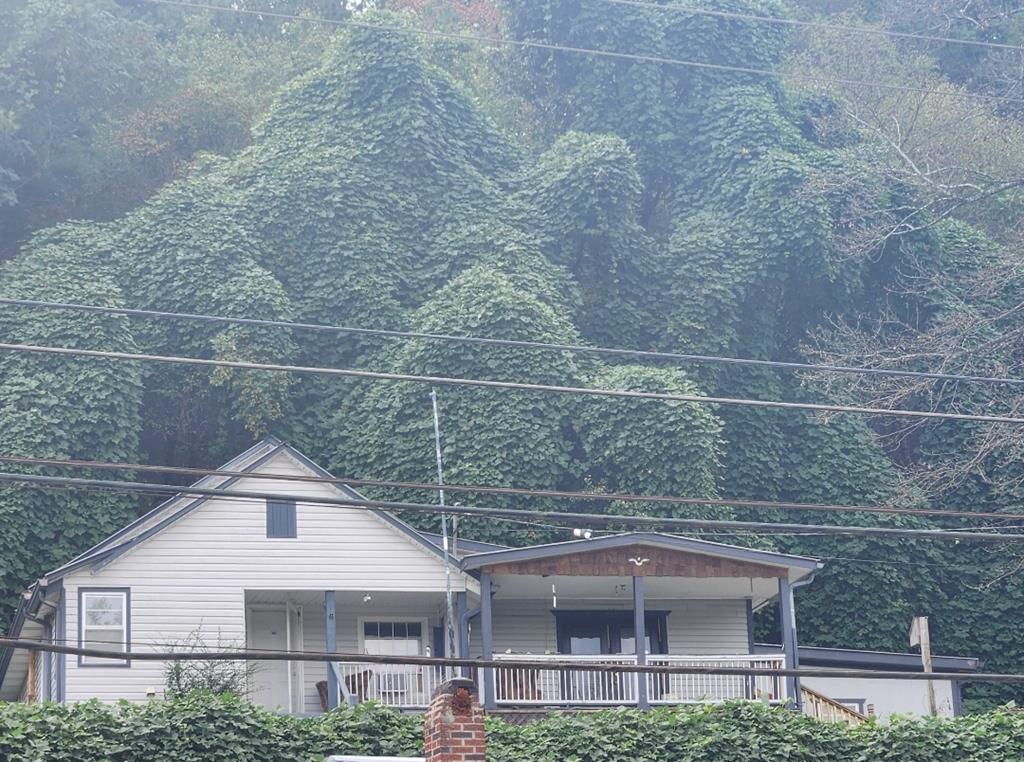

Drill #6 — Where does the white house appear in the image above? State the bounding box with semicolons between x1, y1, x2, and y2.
0;438;977;721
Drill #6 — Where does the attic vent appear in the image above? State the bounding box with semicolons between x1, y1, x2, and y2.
266;499;297;538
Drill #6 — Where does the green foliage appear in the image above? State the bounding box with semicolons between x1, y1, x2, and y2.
5;0;1024;714
6;696;1024;761
0;225;143;623
577;365;723;511
0;693;423;762
489;703;1024;761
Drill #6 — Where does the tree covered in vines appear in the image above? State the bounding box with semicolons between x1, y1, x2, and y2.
3;3;1024;712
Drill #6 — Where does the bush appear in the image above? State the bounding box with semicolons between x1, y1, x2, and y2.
487;703;1024;762
0;693;422;762
4;696;1024;761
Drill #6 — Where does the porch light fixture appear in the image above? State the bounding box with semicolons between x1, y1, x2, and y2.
362;594;372;603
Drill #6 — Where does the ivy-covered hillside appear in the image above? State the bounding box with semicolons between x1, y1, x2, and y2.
4;1;1024;712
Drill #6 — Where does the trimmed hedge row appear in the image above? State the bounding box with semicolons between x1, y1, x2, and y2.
4;694;1024;761
0;693;421;761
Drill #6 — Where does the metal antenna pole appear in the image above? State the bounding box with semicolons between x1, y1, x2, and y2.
431;389;457;661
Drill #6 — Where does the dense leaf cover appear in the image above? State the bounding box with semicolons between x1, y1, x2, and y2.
3;2;1024;712
4;695;1024;761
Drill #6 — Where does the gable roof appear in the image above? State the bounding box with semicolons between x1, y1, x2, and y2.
45;437;453;581
459;531;822;580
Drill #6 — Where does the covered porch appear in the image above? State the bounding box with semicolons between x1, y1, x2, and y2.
280;534;820;713
464;534;819;710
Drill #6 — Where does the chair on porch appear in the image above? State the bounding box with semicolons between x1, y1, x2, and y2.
317;669;374;710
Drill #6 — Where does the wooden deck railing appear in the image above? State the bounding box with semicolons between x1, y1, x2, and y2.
801;685;868;726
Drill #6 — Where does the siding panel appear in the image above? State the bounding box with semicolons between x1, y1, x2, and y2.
471;599;749;656
61;451;470;705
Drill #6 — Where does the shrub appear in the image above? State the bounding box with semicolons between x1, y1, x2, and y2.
4;696;1024;761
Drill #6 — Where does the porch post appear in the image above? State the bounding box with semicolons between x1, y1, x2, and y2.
456;591;470;677
325;590;338;710
633;575;649;709
479;572;496;710
779;578;802;710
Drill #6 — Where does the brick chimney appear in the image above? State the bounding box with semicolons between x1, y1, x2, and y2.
423;678;486;762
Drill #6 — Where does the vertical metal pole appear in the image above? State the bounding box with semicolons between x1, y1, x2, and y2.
285;599;293;713
915;616;938;716
745;598;756;700
431;389;457;661
456;591;470;678
633;575;649;709
324;590;338;710
779;578;801;710
480;571;496;709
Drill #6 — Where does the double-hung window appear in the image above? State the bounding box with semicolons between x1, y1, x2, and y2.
79;589;130;666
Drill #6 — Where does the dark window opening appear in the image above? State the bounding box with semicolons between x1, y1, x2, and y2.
266;499;297;538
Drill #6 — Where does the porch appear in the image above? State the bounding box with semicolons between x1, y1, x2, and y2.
291;533;819;712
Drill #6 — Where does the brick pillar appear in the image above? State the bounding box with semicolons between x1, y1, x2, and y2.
423;678;486;762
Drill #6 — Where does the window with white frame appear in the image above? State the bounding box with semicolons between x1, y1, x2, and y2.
80;590;129;666
362;621;423;656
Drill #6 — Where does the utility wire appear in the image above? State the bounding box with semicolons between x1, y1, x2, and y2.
11;477;969;549
4;453;1024;524
2;471;1024;543
135;0;1024;104
2;341;1022;424
0;638;999;682
601;0;1024;54
6;298;1023;389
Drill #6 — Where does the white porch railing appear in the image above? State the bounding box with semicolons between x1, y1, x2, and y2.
646;654;786;705
335;662;458;708
492;653;787;706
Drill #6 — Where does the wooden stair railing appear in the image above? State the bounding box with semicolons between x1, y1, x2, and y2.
800;686;869;726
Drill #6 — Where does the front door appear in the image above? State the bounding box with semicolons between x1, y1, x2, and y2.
247;607;296;711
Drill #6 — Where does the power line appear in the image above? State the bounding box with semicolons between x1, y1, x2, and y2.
2;341;1022;424
601;0;1024;54
135;0;1024;104
6;298;1023;389
2;470;1024;543
4;453;1024;525
0;638;1000;682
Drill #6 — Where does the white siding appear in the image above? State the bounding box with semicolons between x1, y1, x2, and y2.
802;675;956;720
471;598;750;656
60;450;470;704
666;600;750;655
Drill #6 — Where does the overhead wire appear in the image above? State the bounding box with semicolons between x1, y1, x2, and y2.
135;0;1024;104
0;638;1002;682
600;0;1024;54
2;341;1023;424
3;470;1024;543
5;298;1024;389
4;452;1024;525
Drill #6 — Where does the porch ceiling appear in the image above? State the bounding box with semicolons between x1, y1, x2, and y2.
244;589;448;608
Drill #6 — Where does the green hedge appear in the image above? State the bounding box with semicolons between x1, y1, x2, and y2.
0;693;422;762
5;694;1024;762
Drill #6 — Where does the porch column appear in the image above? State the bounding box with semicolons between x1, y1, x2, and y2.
456;591;470;678
779;578;802;710
633;575;649;709
479;571;496;710
325;590;338;710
